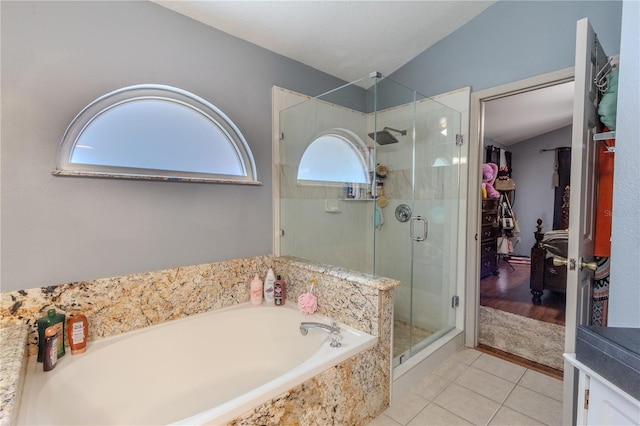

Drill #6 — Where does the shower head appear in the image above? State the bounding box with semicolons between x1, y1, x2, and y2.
368;127;407;145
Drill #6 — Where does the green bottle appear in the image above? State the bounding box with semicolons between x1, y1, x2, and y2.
37;309;65;362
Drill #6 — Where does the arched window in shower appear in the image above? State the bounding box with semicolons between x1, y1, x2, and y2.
297;128;370;185
54;84;258;184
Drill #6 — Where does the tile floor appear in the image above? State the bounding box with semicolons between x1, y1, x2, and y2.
370;349;563;426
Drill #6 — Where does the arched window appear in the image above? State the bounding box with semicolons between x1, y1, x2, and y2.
53;85;259;184
297;129;370;185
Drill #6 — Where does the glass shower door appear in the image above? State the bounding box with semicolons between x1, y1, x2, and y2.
375;91;461;367
405;105;461;362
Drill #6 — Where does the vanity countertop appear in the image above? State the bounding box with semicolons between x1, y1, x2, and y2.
0;324;29;426
576;325;640;401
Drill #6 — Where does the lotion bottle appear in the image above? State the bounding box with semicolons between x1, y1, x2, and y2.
274;275;286;306
67;314;89;355
264;268;275;303
250;274;263;305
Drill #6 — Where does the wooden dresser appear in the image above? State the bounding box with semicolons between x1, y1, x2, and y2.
480;198;500;278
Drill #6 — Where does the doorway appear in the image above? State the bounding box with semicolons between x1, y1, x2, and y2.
480;82;575;372
465;69;575;373
466;20;616;424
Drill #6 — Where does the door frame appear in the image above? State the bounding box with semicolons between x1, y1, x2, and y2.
464;67;575;347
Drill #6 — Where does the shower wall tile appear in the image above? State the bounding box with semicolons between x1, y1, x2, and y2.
279;197;373;273
278;92;376;276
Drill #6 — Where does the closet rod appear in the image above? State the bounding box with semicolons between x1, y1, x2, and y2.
539;147;570;153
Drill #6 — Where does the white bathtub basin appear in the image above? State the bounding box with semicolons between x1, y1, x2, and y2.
17;303;376;425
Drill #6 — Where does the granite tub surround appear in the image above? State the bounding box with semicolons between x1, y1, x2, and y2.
0;324;29;426
274;256;398;331
228;346;386;426
1;255;398;425
228;257;398;425
0;255;273;356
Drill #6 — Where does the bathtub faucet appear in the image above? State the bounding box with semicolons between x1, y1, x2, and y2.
300;320;342;348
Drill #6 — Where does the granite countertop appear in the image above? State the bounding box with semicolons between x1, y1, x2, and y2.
576;325;640;401
0;324;29;426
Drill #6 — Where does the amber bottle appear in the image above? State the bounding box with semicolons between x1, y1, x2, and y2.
37;309;65;362
67;314;89;355
43;326;58;371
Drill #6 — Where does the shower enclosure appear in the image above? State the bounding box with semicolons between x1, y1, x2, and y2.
278;73;463;367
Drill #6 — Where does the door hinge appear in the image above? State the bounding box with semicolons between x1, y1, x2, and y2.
456;134;463;146
280;132;285;140
584;388;589;409
452;295;460;308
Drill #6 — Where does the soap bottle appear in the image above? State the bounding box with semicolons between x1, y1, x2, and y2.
264;268;275;303
67;314;89;355
250;274;263;305
43;326;58;371
37;308;65;362
274;275;286;306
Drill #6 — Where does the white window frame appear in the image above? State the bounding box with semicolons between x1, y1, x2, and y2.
53;84;259;185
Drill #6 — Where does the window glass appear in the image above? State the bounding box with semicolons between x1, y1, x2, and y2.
55;85;258;183
297;130;369;184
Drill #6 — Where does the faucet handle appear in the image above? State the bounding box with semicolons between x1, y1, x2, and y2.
329;330;342;348
329;319;342;348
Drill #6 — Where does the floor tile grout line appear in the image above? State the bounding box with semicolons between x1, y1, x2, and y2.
516;370;565;403
443;378;510;425
402;399;429;426
428;400;480;426
385;352;562;426
452;376;516;406
452;365;524;404
484;402;503;426
515;369;565;405
497;376;521;423
514;366;528;384
502;374;560;426
430;376;505;426
409;374;452;403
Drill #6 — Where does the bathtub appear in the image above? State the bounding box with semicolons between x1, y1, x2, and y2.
17;303;377;425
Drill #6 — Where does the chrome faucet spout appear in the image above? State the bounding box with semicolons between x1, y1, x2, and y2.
300;321;343;347
300;322;335;334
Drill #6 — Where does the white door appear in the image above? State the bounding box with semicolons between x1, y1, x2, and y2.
562;17;609;425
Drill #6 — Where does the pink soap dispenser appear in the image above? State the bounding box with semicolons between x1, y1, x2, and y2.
250;274;263;305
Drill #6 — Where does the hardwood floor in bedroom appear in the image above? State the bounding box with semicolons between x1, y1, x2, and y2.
480;260;566;326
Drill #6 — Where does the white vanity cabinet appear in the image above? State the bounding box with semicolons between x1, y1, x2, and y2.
566;354;640;425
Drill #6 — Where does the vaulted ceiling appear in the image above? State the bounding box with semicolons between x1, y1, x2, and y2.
152;1;495;84
153;1;574;145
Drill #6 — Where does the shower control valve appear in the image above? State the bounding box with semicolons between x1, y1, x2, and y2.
395;204;412;222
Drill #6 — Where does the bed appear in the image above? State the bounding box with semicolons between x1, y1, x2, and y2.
530;218;568;304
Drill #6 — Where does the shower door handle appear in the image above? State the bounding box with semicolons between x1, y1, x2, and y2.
410;216;428;242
